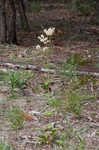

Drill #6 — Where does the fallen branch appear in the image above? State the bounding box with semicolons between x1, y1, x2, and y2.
0;61;99;77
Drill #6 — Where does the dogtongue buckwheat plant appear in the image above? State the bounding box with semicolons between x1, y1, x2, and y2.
37;27;55;51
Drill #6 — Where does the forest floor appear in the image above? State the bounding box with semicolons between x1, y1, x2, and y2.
0;3;99;150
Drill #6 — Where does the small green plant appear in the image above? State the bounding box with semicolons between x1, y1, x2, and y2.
0;141;16;150
36;120;87;149
36;123;57;145
41;80;49;91
38;129;56;144
8;69;33;96
6;105;24;132
42;111;53;117
8;71;17;95
59;53;79;81
66;89;81;115
47;97;62;108
46;90;81;115
8;70;24;95
40;74;51;93
60;60;78;90
57;53;83;115
56;119;86;150
66;53;91;66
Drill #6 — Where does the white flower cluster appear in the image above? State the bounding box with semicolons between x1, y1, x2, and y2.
36;44;41;50
38;27;55;44
43;27;55;36
38;34;50;44
36;27;55;51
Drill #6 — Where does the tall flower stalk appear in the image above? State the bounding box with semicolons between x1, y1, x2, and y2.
36;27;55;51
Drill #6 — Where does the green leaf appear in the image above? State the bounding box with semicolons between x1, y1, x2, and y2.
55;139;64;145
0;141;16;150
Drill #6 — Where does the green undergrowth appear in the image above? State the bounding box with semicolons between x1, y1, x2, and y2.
35;119;90;150
0;39;99;150
0;141;16;150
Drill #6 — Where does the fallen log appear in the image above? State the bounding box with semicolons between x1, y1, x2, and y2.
0;61;99;77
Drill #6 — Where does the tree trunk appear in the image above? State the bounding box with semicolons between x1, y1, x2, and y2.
96;0;99;23
72;0;77;10
8;0;17;44
0;0;7;43
16;0;30;30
